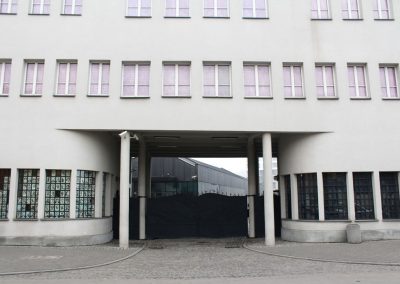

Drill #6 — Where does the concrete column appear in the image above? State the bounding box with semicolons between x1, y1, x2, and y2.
317;172;325;221
247;137;257;238
95;172;103;218
262;133;275;246
372;171;383;221
347;172;356;222
7;168;18;220
138;140;147;240
70;169;77;219
290;174;299;220
119;131;131;248
279;175;286;219
37;168;46;219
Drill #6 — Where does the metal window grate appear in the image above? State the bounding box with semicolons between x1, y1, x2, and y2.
353;172;375;220
323;172;348;220
380;172;400;219
76;170;96;218
16;169;40;219
44;170;71;219
0;169;11;219
297;173;319;220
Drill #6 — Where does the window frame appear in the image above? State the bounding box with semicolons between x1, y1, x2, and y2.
30;0;50;15
16;169;40;220
203;0;230;18
126;0;152;17
44;170;71;219
283;64;305;99
311;0;331;20
342;0;362;20
323;172;348;220
62;0;82;15
315;63;337;99
76;170;96;219
353;172;375;220
242;0;268;19
88;61;110;97
202;62;232;98
379;172;400;219
55;60;78;97
379;64;399;99
22;60;45;97
165;0;190;18
0;0;17;14
162;62;191;98
0;169;11;220
373;0;392;20
347;64;369;99
243;62;272;98
0;60;11;96
120;61;150;98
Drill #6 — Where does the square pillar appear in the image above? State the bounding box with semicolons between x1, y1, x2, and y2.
247;137;257;238
138;140;147;240
37;168;46;219
119;131;131;248
69;169;77;219
317;172;325;221
347;172;356;222
262;133;275;246
279;175;287;219
95;172;103;218
290;174;299;220
372;171;383;221
7;168;18;220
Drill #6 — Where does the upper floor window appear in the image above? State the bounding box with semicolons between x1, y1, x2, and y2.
315;64;336;98
31;0;50;15
163;63;190;97
342;0;361;19
126;0;151;17
311;0;330;19
0;61;11;96
0;0;17;14
63;0;82;15
203;63;231;97
243;63;271;98
379;65;398;98
23;61;44;96
373;0;391;20
122;62;150;97
204;0;229;17
243;0;268;18
56;61;77;96
348;64;368;98
166;0;189;17
283;64;304;98
89;61;110;96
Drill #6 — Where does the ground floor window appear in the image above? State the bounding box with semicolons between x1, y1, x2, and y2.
353;172;375;220
0;169;11;219
76;170;96;218
45;170;71;219
380;172;400;219
284;175;292;219
16;169;40;219
323;172;348;220
297;173;319;220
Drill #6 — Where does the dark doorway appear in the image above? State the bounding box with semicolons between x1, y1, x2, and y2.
254;193;282;238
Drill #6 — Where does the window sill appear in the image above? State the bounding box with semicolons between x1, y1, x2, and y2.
203;16;230;19
203;95;233;98
0;13;17;15
41;218;72;221
20;94;42;97
164;16;191;19
54;94;76;97
242;17;269;20
350;97;371;100
28;13;50;16
0;94;9;97
317;96;339;100
342;18;363;21
382;97;400;100
162;95;191;98
284;96;306;100
0;219;9;221
120;95;150;99
244;96;273;99
354;219;379;222
382;219;400;222
374;18;394;21
125;15;152;18
310;18;332;21
87;94;109;97
13;219;39;222
60;13;82;16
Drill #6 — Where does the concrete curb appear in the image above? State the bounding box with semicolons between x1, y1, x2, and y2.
0;245;145;276
242;242;400;267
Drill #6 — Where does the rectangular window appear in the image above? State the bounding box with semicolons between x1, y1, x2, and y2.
16;169;40;219
63;0;82;15
0;61;11;96
297;173;319;220
342;0;361;19
353;172;375;220
0;0;17;14
243;0;268;18
203;63;231;97
122;63;150;97
243;64;271;98
284;175;292;219
56;61;77;96
323;173;348;220
126;0;151;17
44;170;71;219
23;61;44;96
204;0;229;17
315;64;336;98
380;65;398;98
283;64;304;98
380;172;400;219
163;63;190;97
0;169;11;219
373;0;391;19
166;0;189;17
311;0;330;19
89;62;110;96
76;170;96;218
31;0;50;14
348;64;368;98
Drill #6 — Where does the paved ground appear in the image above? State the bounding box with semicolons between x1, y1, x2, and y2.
0;238;399;283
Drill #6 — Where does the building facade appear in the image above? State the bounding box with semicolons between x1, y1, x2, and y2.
1;0;400;246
